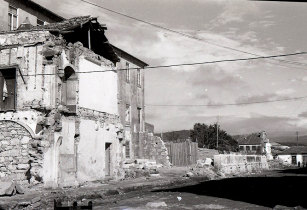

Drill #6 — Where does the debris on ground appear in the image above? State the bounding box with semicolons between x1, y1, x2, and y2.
123;159;162;179
146;201;167;208
268;159;291;170
0;181;24;196
187;159;220;180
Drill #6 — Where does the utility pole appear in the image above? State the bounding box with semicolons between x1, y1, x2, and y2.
161;130;163;141
216;116;219;149
296;131;299;146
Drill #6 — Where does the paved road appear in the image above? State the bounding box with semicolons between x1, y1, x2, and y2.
97;168;307;210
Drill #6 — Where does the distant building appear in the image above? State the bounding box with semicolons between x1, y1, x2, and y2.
277;146;307;167
0;0;64;31
237;131;273;159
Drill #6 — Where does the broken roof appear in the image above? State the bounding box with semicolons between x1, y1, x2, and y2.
33;16;119;64
2;16;148;66
278;146;307;155
30;16;105;32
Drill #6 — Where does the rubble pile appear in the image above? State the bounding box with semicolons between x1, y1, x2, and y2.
122;159;162;179
268;159;291;169
186;158;220;180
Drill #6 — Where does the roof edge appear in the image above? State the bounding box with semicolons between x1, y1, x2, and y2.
111;44;148;68
27;0;65;21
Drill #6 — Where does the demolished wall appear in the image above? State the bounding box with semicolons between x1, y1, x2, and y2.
140;132;171;167
214;154;268;175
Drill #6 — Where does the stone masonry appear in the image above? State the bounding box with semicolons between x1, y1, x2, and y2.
141;132;171;167
0;121;46;185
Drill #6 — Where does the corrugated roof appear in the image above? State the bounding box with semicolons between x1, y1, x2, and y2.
237;133;262;145
278;146;307;155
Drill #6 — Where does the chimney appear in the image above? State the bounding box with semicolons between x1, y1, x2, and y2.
17;17;33;30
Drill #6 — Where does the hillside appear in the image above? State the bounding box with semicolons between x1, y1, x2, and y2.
270;135;307;146
155;130;190;142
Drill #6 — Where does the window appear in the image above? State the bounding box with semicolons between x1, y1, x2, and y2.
61;67;77;113
8;6;18;31
137;69;141;87
246;146;251;151
239;146;244;151
125;143;130;158
252;146;257;151
137;107;142;124
125;104;130;123
37;19;44;26
0;68;16;111
126;62;130;82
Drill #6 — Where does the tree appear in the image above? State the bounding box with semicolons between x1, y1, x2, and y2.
190;123;238;151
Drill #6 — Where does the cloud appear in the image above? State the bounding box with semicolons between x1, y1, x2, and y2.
298;111;307;118
207;1;261;29
235;93;277;104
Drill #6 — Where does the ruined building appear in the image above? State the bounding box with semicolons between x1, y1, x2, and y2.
0;16;140;187
0;0;64;31
0;0;170;188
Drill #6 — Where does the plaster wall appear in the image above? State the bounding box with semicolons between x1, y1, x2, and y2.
278;154;291;165
278;154;305;166
0;1;9;31
117;58;145;159
18;9;37;26
78;57;118;115
0;31;58;110
77;119;122;183
2;0;63;29
214;154;268;174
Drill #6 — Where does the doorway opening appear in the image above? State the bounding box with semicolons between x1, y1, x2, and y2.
105;143;112;176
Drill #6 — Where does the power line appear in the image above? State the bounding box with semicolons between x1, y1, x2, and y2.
80;0;307;69
5;51;306;78
145;95;307;107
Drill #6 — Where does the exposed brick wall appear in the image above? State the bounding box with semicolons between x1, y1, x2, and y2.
0;121;45;185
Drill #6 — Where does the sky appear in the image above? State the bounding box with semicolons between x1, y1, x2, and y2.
34;0;307;137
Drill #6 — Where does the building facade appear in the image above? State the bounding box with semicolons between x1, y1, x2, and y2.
0;0;63;31
0;17;129;187
112;45;148;160
237;131;272;160
277;146;307;167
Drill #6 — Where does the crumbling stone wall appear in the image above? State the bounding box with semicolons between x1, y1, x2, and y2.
214;154;269;175
0;121;46;185
141;132;171;167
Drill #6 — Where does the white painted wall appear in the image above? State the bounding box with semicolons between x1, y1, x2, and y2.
78;57;118;115
278;155;292;165
77;119;121;183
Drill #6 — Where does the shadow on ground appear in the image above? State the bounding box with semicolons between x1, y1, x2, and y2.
154;170;307;208
278;167;307;175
